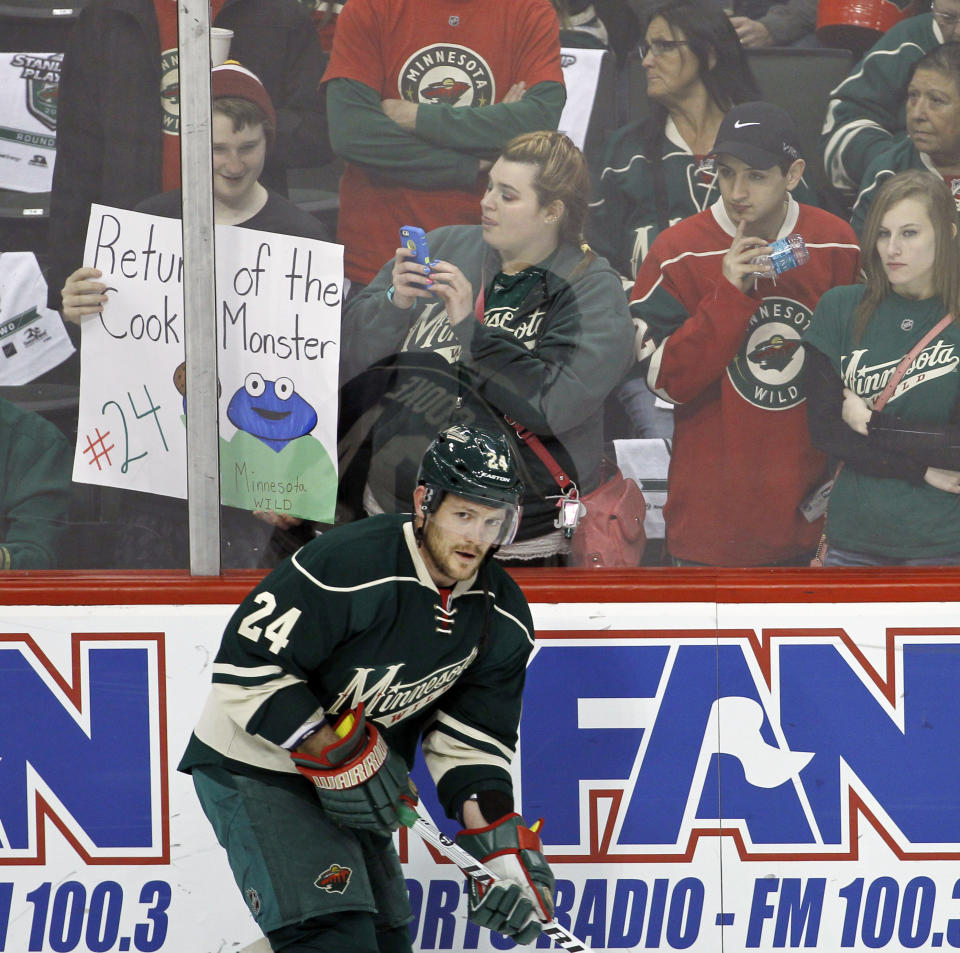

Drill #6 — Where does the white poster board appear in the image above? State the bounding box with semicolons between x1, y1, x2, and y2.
614;436;671;539
72;205;342;522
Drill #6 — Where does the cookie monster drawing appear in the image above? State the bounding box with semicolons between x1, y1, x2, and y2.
227;373;318;452
220;370;337;523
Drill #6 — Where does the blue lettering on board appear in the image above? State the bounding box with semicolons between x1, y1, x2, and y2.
0;635;165;861
518;631;960;859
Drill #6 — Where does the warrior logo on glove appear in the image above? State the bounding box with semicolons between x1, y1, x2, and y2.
308;732;390;791
291;704;418;834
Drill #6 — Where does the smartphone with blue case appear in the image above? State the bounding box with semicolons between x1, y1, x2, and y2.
400;226;432;266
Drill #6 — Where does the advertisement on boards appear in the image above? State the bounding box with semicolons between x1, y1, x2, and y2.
1;596;959;952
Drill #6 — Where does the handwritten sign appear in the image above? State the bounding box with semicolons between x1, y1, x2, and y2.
73;204;342;522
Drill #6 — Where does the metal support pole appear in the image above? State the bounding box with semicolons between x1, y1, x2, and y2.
177;0;221;574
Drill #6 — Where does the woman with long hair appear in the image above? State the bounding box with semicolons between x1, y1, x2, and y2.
587;0;760;282
802;169;960;566
341;130;634;564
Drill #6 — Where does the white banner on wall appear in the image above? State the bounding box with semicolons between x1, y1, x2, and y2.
558;47;605;151
72;205;343;522
0;252;75;384
2;597;959;952
0;52;60;193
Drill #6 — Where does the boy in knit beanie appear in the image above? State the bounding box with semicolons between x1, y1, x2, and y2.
60;61;329;570
62;61;326;320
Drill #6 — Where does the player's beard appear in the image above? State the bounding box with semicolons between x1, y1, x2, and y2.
421;517;487;584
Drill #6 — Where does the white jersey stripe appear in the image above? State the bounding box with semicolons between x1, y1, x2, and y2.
213;662;285;679
292;550;421;592
430;710;516;761
493;602;534;647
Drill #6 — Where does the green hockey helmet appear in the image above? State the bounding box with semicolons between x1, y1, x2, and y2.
417;425;524;546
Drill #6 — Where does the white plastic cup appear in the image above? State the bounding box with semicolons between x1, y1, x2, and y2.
210;28;234;66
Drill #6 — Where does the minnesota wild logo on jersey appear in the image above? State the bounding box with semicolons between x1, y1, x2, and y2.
399;44;495;107
728;296;812;411
25;81;57;131
315;864;352;894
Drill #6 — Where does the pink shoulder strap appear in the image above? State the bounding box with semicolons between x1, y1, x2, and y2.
874;314;955;411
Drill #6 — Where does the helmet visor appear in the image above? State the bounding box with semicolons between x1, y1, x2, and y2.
429;492;522;547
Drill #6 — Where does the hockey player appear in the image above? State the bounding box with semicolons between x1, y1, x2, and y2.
629;102;861;566
179;424;555;952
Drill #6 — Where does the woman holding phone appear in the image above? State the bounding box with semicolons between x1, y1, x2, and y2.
802;169;960;566
341;130;634;563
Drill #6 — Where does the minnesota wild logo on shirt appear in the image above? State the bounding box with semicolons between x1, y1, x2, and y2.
401;299;545;364
402;301;462;363
399;44;495;107
728;296;812;411
843;338;960;403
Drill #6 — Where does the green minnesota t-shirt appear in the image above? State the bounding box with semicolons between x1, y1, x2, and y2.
804;285;960;557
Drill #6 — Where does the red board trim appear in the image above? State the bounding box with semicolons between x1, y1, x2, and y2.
2;567;960;605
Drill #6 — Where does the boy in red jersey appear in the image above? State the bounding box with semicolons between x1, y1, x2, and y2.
628;102;861;566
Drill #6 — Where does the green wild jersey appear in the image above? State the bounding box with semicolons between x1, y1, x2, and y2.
179;514;535;817
821;12;942;193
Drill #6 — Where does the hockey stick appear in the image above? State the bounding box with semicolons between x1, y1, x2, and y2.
329;716;592;950
403;809;595;953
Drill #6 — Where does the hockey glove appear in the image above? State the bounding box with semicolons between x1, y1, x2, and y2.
456;813;555;945
291;704;417;834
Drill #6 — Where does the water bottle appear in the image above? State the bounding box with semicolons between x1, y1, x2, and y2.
751;234;809;277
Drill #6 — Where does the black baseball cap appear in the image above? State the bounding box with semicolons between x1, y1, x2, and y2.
710;101;803;169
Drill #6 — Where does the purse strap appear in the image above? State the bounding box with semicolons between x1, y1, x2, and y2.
872;313;954;411
505;416;575;492
506;416;584;537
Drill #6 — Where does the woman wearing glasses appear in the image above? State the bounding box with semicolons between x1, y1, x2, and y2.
821;0;960;198
588;0;768;438
587;0;759;284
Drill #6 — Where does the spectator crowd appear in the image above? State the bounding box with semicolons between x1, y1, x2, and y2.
3;0;960;570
